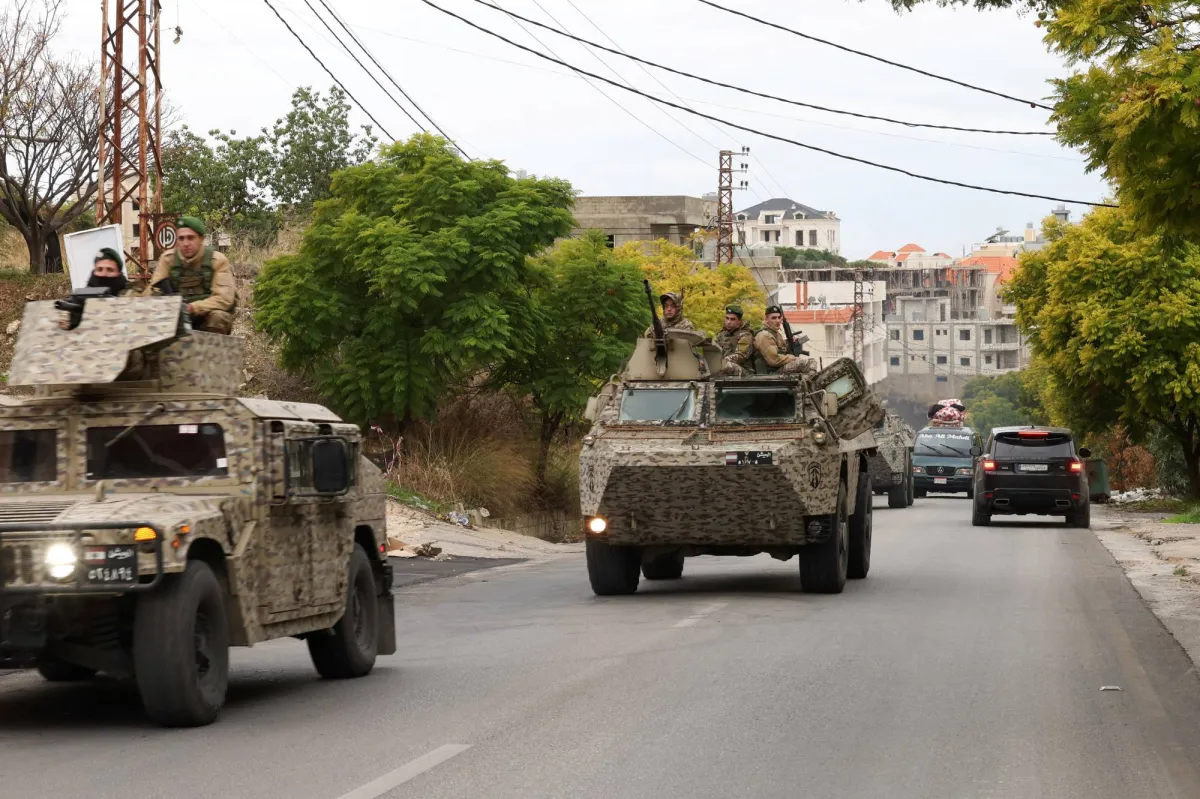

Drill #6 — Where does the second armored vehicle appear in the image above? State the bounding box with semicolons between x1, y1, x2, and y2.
866;409;916;508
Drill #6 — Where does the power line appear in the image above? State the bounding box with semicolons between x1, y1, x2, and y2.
261;0;394;139
693;0;1054;112
470;0;1053;136
422;0;1113;208
312;0;471;158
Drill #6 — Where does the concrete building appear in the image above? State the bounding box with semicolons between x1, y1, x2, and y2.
775;280;889;387
570;195;717;248
735;198;842;254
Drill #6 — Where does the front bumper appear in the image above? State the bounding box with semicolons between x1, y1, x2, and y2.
982;487;1085;514
0;521;165;596
915;474;971;493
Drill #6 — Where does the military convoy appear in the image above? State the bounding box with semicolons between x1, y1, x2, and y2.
0;295;395;727
579;284;887;596
866;410;916;508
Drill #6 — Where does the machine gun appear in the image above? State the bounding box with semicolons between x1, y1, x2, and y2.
780;314;810;357
644;279;669;376
54;286;118;331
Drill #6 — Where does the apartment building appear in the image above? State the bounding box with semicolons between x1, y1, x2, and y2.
775;280;889;386
735;198;842;254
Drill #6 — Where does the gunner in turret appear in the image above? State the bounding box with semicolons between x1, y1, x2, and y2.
643;292;695;338
144;216;237;334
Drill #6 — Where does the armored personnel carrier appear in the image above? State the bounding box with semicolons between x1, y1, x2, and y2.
579;290;886;596
866;409;916;509
0;294;395;727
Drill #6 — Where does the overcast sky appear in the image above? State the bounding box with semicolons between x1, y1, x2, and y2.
56;0;1108;258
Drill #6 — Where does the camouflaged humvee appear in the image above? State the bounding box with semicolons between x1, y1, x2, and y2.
866;409;916;509
0;296;395;727
579;329;886;596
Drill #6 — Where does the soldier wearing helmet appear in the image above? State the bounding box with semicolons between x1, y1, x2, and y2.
643;291;696;337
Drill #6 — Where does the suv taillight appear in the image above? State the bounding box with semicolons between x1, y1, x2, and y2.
1069;459;1084;473
982;459;996;471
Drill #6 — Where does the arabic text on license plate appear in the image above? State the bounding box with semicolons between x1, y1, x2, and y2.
1021;464;1049;472
84;545;138;585
934;477;948;484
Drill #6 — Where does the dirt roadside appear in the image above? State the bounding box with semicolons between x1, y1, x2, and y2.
385;499;583;561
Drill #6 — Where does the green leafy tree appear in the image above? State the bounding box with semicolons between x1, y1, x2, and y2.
965;394;1026;435
266;86;378;214
882;0;1200;238
492;230;647;489
1005;206;1200;496
253;134;575;433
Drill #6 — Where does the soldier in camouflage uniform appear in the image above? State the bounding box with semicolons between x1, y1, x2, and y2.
715;304;755;376
643;291;696;337
145;216;237;334
57;248;136;330
754;305;818;376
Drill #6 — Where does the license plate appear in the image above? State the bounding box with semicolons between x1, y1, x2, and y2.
84;545;137;586
934;477;948;484
725;451;772;466
1019;464;1049;472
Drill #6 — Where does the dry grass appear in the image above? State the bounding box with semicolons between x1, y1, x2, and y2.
0;268;71;379
0;229;29;270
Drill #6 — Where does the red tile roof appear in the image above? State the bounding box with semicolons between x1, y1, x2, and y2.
959;255;1020;282
898;243;925;253
786;308;855;325
894;252;911;262
933;252;952;258
866;250;894;261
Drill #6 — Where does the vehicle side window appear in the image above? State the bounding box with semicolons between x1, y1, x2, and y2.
86;424;228;480
0;429;57;483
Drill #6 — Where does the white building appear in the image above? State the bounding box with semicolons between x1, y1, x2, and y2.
775;280;888;386
735;198;842;254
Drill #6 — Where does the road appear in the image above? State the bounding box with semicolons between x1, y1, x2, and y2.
4;496;1200;798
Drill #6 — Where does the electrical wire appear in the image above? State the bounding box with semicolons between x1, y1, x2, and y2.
313;0;471;158
470;0;1053;135
261;0;394;139
693;0;1054;112
422;0;1113;208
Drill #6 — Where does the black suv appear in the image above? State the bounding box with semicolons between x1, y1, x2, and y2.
970;426;1092;528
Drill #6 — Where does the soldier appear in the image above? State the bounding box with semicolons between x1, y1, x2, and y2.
58;248;135;330
643;291;696;337
145;216;237;334
754;305;818;376
715;304;755;376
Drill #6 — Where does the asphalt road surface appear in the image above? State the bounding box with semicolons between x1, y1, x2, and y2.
4;496;1200;799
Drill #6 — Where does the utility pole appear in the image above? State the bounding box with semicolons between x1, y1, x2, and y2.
97;0;165;282
715;147;750;266
852;269;865;368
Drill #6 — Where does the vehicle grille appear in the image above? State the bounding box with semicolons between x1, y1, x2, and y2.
1;544;36;585
0;500;75;525
928;466;954;476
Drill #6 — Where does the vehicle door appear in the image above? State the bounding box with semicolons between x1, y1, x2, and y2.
810;358;885;440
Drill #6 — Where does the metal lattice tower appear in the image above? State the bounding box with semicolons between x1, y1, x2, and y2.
716;150;734;265
97;0;164;280
852;269;865;367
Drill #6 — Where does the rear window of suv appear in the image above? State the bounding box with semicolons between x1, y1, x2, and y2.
992;432;1074;459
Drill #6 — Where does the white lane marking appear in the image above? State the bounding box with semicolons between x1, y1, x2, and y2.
336;744;472;799
673;601;729;628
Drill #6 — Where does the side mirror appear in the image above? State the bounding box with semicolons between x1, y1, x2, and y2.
969;445;983;457
822;391;838;417
584;396;598;423
311;438;351;494
1079;447;1092;459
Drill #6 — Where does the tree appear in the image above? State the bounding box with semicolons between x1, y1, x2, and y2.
1005;206;1200;496
626;239;767;336
266;86;377;214
882;0;1200;239
253;134;575;433
0;1;98;273
492;230;646;490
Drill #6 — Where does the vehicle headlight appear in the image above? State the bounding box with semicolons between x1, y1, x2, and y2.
45;543;77;581
956;468;973;475
912;466;925;474
812;430;827;444
587;517;608;534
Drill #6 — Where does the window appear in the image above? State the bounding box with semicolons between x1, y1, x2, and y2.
619;388;696;422
605;234;615;249
916;431;975;457
285;438;356;493
86;423;228;480
936;328;946;336
936;375;948;383
936;355;947;365
984;329;993;344
764;214;777;224
992;433;1074;459
795;230;804;246
736;214;746;221
737;230;745;245
0;429;57;483
889;356;900;366
762;231;771;243
131;200;140;211
912;329;924;341
132;223;140;237
959;329;971;341
715;385;796;421
960;357;971;367
809;230;817;246
889;329;899;341
985;354;993;365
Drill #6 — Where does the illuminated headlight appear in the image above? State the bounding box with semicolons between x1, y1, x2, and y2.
912;466;925;474
44;543;77;581
812;430;827;444
587;517;608;534
956;468;973;476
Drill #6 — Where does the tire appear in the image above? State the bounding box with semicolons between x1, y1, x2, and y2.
1069;502;1091;529
36;655;96;682
966;485;975;500
848;472;873;580
308;544;379;679
800;479;848;594
642;551;684;580
906;463;915;506
887;479;906;509
971;500;991;527
586;539;641;595
133;560;230;728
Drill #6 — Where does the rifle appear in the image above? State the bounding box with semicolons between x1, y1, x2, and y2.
780;314;810;357
54;286;117;331
643;279;669;376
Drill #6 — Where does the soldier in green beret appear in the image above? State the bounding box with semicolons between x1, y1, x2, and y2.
715;304;755;376
144;216;237;334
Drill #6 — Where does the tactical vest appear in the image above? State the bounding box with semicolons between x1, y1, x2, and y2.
169;247;237;312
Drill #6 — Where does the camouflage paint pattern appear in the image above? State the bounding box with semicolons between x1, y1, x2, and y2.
580;343;883;549
0;297;389;656
866;411;915;488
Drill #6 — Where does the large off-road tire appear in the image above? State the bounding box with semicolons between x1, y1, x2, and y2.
642;551;684;580
800;479;848;594
133;560;230;728
308;544;379;679
848;471;873;580
586;539;641;596
971;500;991;527
36;655;96;682
906;457;915;506
887;478;907;509
1069;502;1091;529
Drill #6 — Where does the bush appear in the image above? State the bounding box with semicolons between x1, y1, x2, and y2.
1147;426;1190;496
